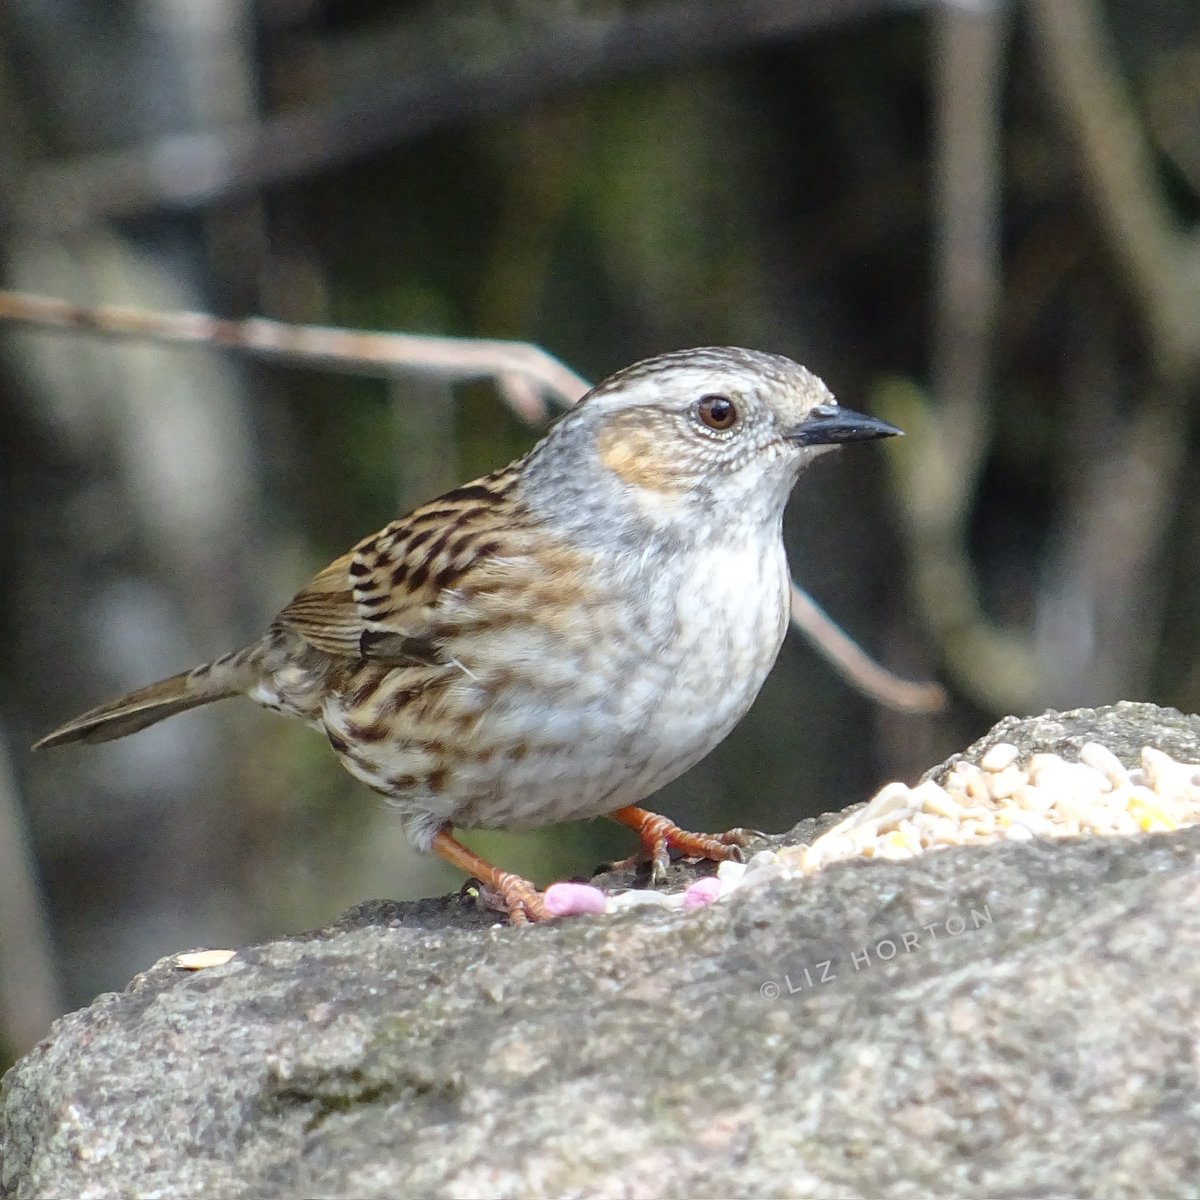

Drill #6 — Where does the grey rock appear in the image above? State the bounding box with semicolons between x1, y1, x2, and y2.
4;703;1200;1199
923;699;1200;779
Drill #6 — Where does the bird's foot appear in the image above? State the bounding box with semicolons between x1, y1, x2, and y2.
432;828;550;924
473;874;551;924
606;806;759;885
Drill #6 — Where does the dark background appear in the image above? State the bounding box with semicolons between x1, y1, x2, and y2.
1;0;1198;1062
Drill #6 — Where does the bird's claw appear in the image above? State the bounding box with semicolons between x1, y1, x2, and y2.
473;874;551;924
605;807;760;885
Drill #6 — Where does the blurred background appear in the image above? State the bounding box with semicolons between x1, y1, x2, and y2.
1;0;1199;1063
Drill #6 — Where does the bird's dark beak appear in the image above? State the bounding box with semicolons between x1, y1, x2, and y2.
786;404;902;446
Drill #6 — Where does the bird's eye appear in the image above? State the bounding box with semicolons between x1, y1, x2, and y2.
695;394;738;432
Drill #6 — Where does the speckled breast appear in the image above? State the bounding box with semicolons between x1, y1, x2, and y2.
428;533;791;832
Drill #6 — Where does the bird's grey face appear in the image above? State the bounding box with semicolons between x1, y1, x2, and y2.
523;347;899;545
577;348;898;519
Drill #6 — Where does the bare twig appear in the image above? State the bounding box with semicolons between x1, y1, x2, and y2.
790;584;946;712
0;289;589;419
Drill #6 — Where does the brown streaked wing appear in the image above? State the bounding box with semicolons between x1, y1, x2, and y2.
273;460;528;663
271;550;362;657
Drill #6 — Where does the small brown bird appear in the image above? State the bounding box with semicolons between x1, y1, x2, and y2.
36;347;899;922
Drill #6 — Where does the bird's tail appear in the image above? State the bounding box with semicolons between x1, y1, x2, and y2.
33;644;265;749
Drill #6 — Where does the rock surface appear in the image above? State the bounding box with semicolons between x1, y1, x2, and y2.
4;701;1200;1199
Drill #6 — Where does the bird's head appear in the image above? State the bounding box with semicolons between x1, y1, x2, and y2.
524;346;900;543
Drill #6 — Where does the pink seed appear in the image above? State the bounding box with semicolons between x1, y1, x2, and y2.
683;877;722;909
543;882;608;917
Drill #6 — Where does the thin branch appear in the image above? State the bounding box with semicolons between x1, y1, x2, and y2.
0;289;588;419
790;584;946;712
